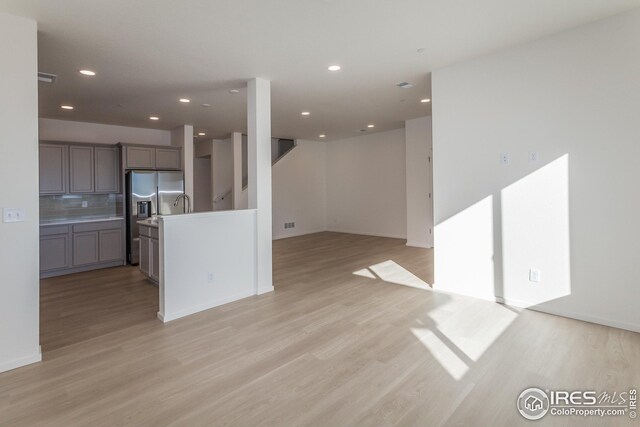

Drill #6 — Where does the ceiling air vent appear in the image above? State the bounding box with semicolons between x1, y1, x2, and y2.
396;82;414;89
38;72;57;83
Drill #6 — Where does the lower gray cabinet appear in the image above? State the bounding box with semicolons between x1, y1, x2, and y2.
40;234;70;271
40;220;125;277
149;237;160;282
73;232;99;266
139;235;150;276
99;229;123;262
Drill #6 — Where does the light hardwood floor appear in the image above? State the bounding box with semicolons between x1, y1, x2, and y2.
1;232;638;426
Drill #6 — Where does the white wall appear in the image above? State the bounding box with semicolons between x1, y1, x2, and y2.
432;8;640;332
159;211;257;322
212;139;233;211
0;13;41;373
171;125;194;203
326;129;407;239
405;116;433;248
272;140;327;239
39;118;171;145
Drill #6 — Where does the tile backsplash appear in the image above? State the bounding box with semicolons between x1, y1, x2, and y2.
40;194;122;222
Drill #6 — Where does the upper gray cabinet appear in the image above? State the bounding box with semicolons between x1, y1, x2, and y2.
94;146;119;193
122;144;181;170
155;148;181;170
69;146;95;193
39;142;121;195
39;144;68;194
125;146;156;169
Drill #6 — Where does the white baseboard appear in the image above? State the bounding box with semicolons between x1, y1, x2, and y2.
0;346;42;374
160;289;256;323
406;240;433;249
327;228;407;240
273;228;326;240
257;285;274;295
495;296;640;333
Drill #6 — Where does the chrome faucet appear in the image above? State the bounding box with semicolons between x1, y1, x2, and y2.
173;194;192;213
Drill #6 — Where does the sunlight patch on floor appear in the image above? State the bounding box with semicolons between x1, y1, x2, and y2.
411;327;469;380
352;260;430;290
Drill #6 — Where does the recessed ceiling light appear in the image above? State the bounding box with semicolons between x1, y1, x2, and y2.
149;116;159;120
301;111;310;116
201;103;211;107
198;132;206;136
367;124;375;128
179;98;190;103
319;134;326;138
229;89;240;94
421;98;431;103
328;65;341;71
61;105;74;110
79;69;96;76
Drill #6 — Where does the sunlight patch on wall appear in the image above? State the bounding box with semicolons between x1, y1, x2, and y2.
501;154;571;307
433;195;496;300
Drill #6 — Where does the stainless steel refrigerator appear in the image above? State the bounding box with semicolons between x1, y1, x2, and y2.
126;170;185;265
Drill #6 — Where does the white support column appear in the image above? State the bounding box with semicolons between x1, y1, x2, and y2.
405;116;434;248
171;125;194;203
232;131;243;209
247;78;273;294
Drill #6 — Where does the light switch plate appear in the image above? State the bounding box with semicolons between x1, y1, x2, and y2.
500;152;510;166
3;208;26;223
529;268;541;283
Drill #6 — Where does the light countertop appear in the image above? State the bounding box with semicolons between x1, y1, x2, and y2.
137;218;160;228
40;217;124;226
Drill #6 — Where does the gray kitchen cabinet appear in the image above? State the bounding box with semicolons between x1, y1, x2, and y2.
40;234;70;271
155;148;181;170
39;144;68;194
149;237;160;281
125;146;155;169
73;231;99;266
40;220;125;278
69;146;95;193
94;146;119;193
139;235;150;276
99;229;123;262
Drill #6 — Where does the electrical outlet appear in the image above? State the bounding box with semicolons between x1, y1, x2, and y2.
500;152;510;166
3;208;26;223
207;272;214;283
82;201;88;208
528;151;539;163
529;269;541;283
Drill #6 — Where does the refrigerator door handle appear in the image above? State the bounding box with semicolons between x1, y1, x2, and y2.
156;186;160;215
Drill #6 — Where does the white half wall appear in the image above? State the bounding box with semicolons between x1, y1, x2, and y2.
432;8;640;332
0;12;41;373
272;140;327;239
159;210;257;322
405;116;433;248
39;118;171;145
326;128;407;239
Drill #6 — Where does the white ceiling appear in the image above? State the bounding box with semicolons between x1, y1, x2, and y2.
1;0;639;141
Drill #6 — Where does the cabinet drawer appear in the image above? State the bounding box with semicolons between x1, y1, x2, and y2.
139;225;159;239
40;225;70;236
73;220;122;233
